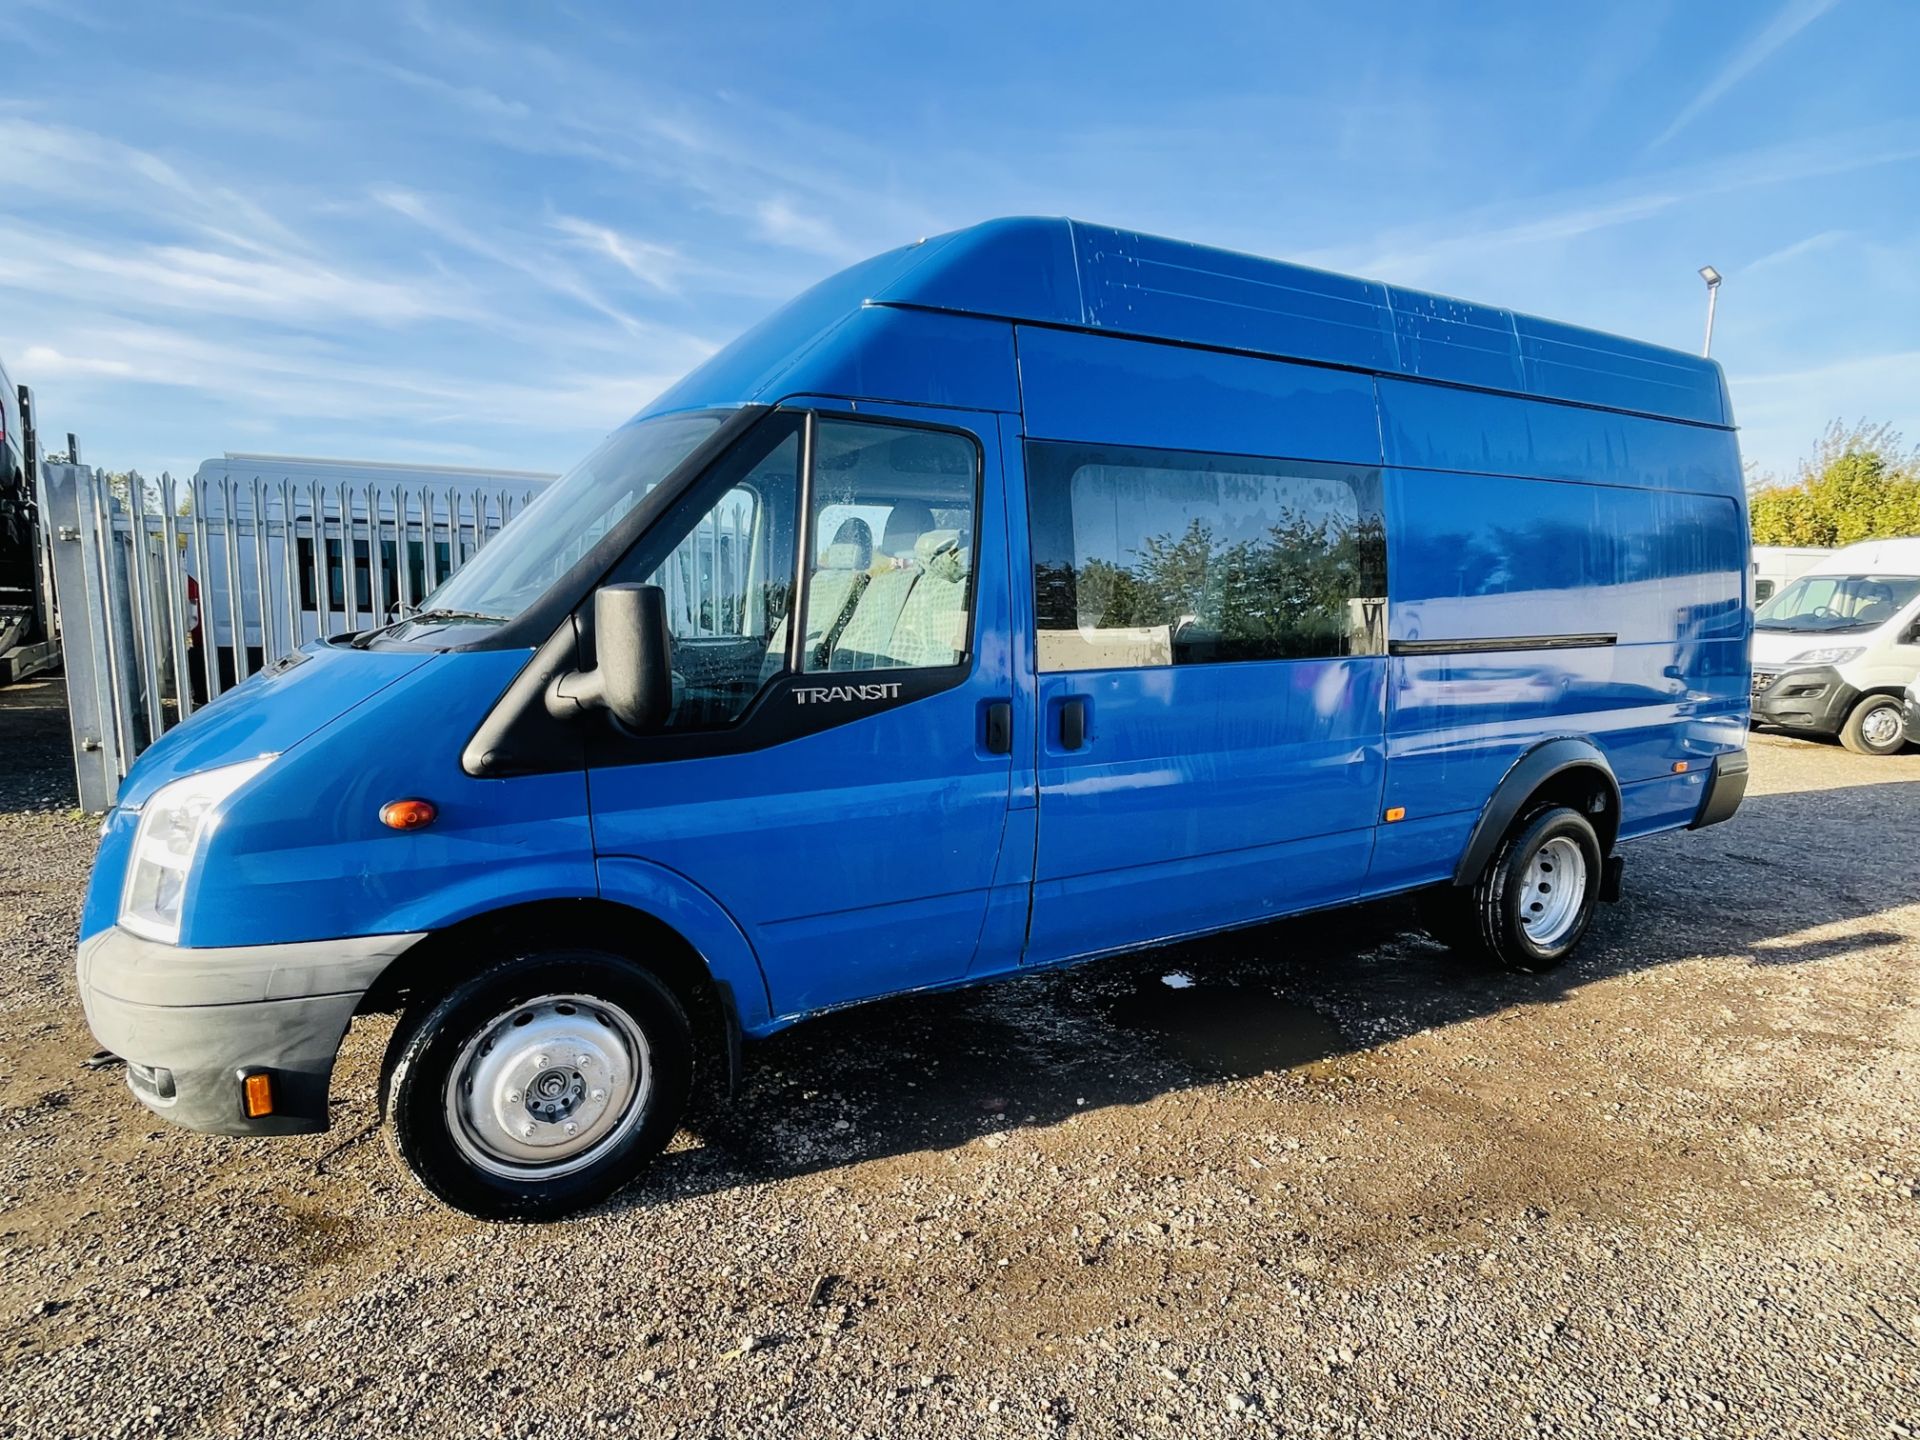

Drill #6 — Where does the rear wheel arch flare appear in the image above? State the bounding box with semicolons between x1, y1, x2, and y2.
1452;739;1621;886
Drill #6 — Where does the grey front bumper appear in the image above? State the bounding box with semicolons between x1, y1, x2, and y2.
77;927;424;1136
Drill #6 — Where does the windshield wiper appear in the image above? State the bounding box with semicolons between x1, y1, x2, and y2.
350;607;507;648
404;607;508;625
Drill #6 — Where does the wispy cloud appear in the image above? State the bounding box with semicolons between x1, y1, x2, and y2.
1307;122;1920;285
1745;229;1850;274
1650;0;1845;148
20;345;136;379
18;316;687;435
754;198;856;260
372;185;655;335
548;214;682;294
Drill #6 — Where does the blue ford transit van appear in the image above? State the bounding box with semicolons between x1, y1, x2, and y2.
76;219;1751;1219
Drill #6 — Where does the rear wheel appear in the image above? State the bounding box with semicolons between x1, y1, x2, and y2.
1839;695;1908;756
1423;805;1603;973
384;949;693;1221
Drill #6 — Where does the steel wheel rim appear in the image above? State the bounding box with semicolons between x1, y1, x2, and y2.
444;994;651;1180
1519;836;1587;948
1862;705;1901;748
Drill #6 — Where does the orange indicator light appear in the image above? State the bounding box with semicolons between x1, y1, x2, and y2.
380;798;438;830
1671;761;1690;774
241;1071;275;1118
1384;806;1407;823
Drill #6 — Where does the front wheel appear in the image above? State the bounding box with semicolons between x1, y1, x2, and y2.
384;950;693;1221
1424;805;1603;973
1839;695;1908;756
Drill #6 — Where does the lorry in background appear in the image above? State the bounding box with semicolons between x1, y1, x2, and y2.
0;354;57;684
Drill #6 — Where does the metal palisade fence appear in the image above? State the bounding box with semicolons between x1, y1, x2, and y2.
40;459;549;811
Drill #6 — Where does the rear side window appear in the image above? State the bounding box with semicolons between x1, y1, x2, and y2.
1028;441;1386;672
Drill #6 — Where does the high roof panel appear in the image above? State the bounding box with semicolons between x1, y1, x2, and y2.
869;217;1730;428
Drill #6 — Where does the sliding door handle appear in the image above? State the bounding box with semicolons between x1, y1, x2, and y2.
983;700;1012;755
1059;696;1087;751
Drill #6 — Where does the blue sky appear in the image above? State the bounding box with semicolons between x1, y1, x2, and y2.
2;0;1915;485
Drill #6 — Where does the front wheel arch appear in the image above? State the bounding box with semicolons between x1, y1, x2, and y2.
363;897;742;1120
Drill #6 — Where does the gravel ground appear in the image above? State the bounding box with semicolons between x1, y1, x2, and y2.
1;674;1916;1438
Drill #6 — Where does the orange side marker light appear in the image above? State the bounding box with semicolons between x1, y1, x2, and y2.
241;1070;274;1118
1384;806;1407;823
380;798;438;830
1671;761;1690;774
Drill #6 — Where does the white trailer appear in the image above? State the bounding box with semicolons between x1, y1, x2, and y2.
187;453;554;692
1753;544;1834;605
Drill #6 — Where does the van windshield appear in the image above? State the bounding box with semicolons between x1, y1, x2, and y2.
1754;572;1920;633
405;410;725;630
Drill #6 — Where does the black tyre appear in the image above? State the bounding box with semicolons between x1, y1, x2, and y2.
1839;694;1908;756
384;949;693;1221
1430;805;1603;973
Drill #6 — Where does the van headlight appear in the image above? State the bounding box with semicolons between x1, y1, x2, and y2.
120;757;275;944
1788;646;1864;666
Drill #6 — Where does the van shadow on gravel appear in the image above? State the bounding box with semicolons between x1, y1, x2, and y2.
631;775;1920;1209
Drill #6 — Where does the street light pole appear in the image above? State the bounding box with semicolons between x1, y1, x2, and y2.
1698;265;1722;357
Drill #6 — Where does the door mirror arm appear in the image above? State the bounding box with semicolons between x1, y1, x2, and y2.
545;583;674;733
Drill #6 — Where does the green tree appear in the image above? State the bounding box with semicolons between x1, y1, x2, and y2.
1749;420;1920;545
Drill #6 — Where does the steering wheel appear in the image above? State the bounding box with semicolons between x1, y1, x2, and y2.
1808;606;1839;620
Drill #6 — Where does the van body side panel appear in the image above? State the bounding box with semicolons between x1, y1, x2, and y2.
1017;330;1389;964
1028;661;1386;962
1016;327;1382;462
1372;379;1747;889
587;401;1016;1019
183;651;596;948
594;856;775;1029
1379;378;1743;497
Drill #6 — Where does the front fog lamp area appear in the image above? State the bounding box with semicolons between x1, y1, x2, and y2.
120;757;275;944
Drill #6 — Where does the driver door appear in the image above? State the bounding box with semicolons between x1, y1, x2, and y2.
586;403;1017;1017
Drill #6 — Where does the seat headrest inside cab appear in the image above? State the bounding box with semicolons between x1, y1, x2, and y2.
818;516;872;570
914;529;970;579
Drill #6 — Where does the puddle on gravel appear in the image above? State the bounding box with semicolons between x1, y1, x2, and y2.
1105;975;1348;1075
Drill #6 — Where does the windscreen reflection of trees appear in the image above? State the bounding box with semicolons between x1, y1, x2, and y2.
1053;508;1386;661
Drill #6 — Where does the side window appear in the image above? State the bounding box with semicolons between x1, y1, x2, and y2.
632;424;801;730
798;418;978;673
1029;441;1386;672
1754;579;1775;604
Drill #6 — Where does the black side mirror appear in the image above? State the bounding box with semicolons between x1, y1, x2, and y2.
546;583;673;732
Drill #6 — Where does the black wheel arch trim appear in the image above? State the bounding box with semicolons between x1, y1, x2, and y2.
362;897;747;1101
1450;737;1621;886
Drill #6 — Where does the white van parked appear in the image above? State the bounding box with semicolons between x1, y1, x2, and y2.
1752;544;1833;605
1751;536;1920;755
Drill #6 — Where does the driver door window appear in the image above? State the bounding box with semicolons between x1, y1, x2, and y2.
639;426;800;730
620;412;979;732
